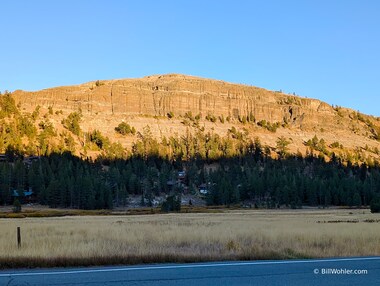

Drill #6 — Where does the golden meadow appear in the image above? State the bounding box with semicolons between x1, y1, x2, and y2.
0;209;379;268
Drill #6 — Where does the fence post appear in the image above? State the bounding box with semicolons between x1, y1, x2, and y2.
17;227;21;248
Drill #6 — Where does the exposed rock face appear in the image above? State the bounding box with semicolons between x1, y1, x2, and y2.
13;74;337;130
10;74;380;157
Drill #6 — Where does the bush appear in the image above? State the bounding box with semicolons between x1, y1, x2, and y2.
238;115;247;124
115;122;136;135
62;112;82;136
184;111;194;121
95;80;104;87
330;141;343;149
13;199;22;213
370;197;380;213
257;120;280;132
161;195;181;212
88;130;109;150
205;113;217;123
18;115;37;138
31;105;41;120
249;112;255;123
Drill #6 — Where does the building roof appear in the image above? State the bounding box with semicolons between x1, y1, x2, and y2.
12;190;34;197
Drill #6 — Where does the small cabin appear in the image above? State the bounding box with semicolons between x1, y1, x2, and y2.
198;183;209;195
178;171;186;181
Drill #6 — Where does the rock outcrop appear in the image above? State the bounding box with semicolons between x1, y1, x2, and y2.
10;74;380;157
13;74;338;130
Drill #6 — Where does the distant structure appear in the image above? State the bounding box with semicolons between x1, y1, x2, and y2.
12;189;36;204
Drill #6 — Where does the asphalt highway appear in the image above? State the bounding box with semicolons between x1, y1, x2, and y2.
1;257;379;286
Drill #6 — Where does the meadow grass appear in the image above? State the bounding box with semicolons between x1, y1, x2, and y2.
0;209;379;268
0;205;225;218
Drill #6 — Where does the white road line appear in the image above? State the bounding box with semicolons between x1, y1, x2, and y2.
0;257;379;277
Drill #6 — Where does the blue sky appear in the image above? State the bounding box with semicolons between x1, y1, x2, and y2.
1;0;379;115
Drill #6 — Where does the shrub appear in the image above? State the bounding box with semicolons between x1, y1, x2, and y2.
167;112;174;119
249;112;255;123
88;130;110;150
205;113;217;123
238;115;247;124
331;141;343;149
115;122;136;135
62;112;82;136
257;120;280;132
39;120;56;136
184;111;194;121
95;80;104;87
370;197;380;213
161;195;181;212
228;126;245;140
181;119;191;126
257;120;267;128
13;199;22;213
18;115;37;138
31;105;41;120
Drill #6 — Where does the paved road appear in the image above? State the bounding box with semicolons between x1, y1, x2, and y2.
0;257;379;286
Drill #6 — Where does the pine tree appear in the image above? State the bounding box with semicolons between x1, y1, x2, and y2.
276;136;290;158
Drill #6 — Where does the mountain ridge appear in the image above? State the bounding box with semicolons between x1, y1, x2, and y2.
8;73;380;161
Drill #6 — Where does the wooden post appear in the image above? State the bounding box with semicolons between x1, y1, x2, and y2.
17;227;21;248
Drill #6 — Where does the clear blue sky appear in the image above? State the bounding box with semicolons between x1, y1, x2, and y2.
1;0;379;116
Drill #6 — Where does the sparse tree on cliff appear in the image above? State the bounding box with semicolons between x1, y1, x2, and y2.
276;136;290;158
62;112;82;136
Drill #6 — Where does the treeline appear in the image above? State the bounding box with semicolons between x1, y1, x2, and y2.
206;154;380;208
0;153;112;209
1;147;380;210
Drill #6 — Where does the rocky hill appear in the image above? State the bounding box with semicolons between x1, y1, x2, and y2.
10;73;380;161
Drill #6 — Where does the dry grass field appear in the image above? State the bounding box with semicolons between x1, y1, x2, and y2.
0;209;379;268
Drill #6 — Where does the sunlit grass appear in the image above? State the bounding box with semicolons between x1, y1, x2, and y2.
0;209;379;268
